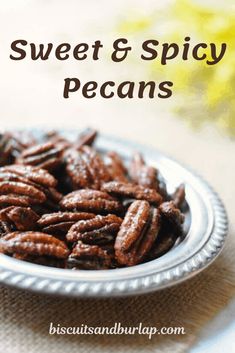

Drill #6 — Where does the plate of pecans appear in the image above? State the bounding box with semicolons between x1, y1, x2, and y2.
0;129;228;297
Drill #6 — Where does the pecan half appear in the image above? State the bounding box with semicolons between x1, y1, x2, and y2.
60;189;123;215
0;231;69;258
67;214;122;243
67;241;111;270
102;181;163;205
0;206;39;231
0;181;46;203
65;146;110;190
105;151;128;182
130;152;159;190
65;148;93;189
0;181;46;209
0;167;61;210
172;184;185;209
0;133;14;166
44;131;71;150
9;131;37;158
1;165;57;188
76;128;97;149
115;200;161;266
159;201;184;236
80;146;111;189
0;194;40;208
17;142;64;171
38;211;96;235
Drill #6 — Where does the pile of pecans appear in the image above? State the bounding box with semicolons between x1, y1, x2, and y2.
0;129;186;270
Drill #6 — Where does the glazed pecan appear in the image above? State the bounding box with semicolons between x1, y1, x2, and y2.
0;206;39;231
130;152;159;190
172;184;185;209
60;189;123;215
80;146;111;189
105;151;128;182
0;170;40;187
65;148;93;189
102;181;163;205
115;200;161;266
9;131;37;158
159;201;184;236
0;133;14;166
0;178;46;208
38;211;96;235
16;142;64;171
0;221;14;237
67;241;111;270
0;194;39;208
40;187;63;212
1;165;57;188
65;145;110;190
0;166;61;211
0;231;69;258
45;131;71;150
0;181;46;202
76;128;97;149
67;214;122;243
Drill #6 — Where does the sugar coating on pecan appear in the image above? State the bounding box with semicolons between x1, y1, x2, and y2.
130;152;159;190
105;151;128;182
0;133;15;166
67;214;122;243
60;189;123;215
0;181;46;203
38;211;96;227
65;145;110;190
159;201;184;225
9;131;37;158
65;148;93;189
102;181;163;205
0;206;39;231
0;231;69;258
80;146;111;189
172;184;185;209
0;194;40;207
76;128;97;149
0;220;14;237
1;165;57;188
44;131;72;150
17;142;64;171
0;165;62;211
38;211;96;235
115;201;150;251
115;200;161;265
67;241;111;270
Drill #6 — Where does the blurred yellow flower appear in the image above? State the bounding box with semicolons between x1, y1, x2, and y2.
117;0;235;136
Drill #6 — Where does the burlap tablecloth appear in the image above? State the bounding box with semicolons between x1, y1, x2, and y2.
0;119;234;353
